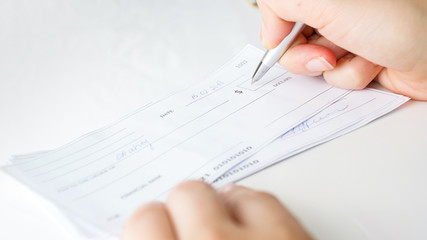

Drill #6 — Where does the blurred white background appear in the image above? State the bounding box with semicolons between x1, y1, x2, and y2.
1;1;426;239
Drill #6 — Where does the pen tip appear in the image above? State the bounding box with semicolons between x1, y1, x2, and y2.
251;62;269;85
251;75;260;85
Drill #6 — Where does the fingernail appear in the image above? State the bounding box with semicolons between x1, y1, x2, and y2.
306;57;334;73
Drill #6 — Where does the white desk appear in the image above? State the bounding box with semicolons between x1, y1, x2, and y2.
1;1;426;239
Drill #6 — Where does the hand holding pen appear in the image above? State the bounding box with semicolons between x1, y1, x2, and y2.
254;0;427;100
252;22;305;83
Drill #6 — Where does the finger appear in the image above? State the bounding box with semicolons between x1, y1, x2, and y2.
258;0;295;49
324;54;383;89
279;35;349;75
279;42;336;76
377;69;427;100
218;184;293;226
309;36;348;59
218;184;312;240
121;202;176;240
166;181;234;239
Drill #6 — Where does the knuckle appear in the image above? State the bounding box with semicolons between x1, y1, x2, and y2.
347;68;368;89
168;180;211;200
131;202;163;220
199;227;234;240
234;188;280;203
252;191;280;202
323;71;339;87
124;202;164;232
324;68;368;90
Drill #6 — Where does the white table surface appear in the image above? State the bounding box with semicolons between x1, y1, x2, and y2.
1;1;426;239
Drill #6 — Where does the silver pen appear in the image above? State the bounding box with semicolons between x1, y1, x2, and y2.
252;22;305;84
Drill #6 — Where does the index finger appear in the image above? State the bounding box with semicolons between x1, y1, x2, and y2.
219;184;312;240
166;181;235;239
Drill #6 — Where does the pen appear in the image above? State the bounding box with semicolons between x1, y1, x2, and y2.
251;22;306;84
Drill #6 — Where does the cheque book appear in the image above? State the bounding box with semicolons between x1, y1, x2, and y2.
213;88;408;187
2;45;408;238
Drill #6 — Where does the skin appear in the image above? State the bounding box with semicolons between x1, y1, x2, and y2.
258;0;427;100
122;1;427;239
122;181;312;240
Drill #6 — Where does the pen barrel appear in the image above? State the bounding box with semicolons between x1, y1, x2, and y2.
262;22;305;67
